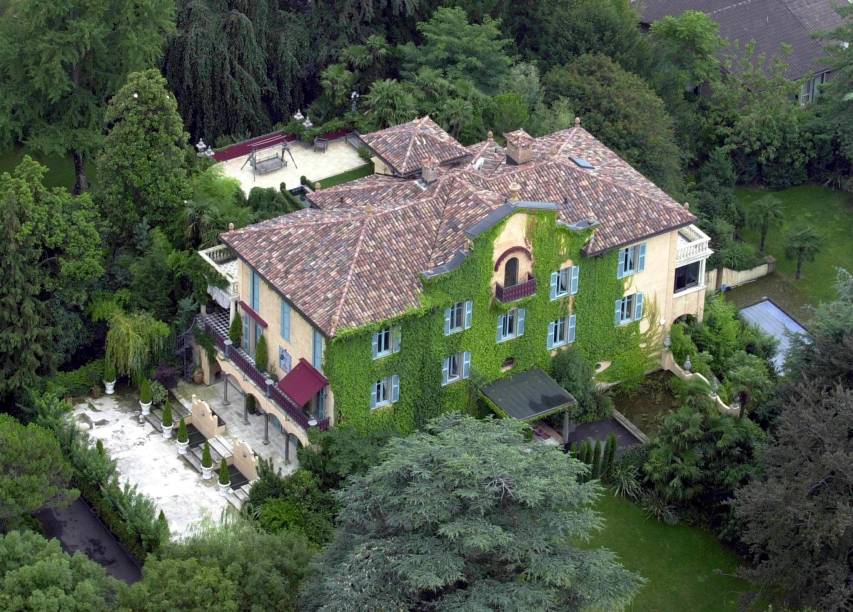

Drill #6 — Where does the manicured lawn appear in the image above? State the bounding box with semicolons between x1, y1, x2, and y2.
0;145;95;189
735;185;853;319
587;494;754;611
314;162;373;189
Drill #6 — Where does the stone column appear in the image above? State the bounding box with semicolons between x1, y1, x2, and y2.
223;373;230;406
263;413;270;445
285;434;290;464
243;393;249;425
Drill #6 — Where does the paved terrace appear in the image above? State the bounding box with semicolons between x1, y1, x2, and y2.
216;138;364;195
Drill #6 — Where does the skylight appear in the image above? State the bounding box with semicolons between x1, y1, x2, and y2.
570;156;595;170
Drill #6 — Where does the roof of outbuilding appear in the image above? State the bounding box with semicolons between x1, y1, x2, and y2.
636;0;845;80
358;115;472;176
221;121;695;336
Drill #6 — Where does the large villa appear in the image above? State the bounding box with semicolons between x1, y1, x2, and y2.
197;116;713;452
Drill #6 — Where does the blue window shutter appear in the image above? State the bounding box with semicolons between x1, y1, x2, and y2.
369;383;376;409
496;315;504;342
549;271;558;300
242;315;250;351
568;314;577;343
638;244;647;272
571;266;580;295
280;301;290;341
251;271;260;310
634;293;644;321
313;330;323;371
441;358;449;386
617;249;625;279
444;308;451;335
464;300;473;329
517;309;526;336
371;332;379;359
547;321;555;349
615;299;622;326
392;327;401;353
462;352;471;379
391;375;400;402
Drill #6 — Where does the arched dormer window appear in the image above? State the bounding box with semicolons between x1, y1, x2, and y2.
504;257;519;288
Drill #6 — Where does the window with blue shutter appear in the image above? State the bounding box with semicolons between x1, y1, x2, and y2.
497;309;524;342
617;249;626;279
441;357;450;386
637;244;646;272
250;270;261;311
372;327;399;359
241;315;250;352
280;300;291;341
443;352;471;385
312;329;324;372
446;302;466;334
444;307;452;336
570;266;580;295
464;301;473;329
634;293;644;321
615;294;641;326
392;327;401;353
549;272;559;300
617;245;645;279
462;351;471;379
391;375;400;402
551;268;572;300
517;308;526;336
496;314;505;342
548;316;574;349
568;314;576;343
547;321;556;349
278;347;292;373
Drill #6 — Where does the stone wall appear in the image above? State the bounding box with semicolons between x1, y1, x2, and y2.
706;256;776;290
190;395;226;439
231;439;259;481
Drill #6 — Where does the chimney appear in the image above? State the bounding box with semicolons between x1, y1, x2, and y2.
227;222;235;231
574;116;581;127
508;182;522;202
505;130;534;165
421;156;438;184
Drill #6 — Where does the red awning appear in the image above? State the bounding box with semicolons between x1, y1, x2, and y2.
276;358;328;407
239;300;268;328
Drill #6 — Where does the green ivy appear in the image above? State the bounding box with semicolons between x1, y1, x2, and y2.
325;209;654;435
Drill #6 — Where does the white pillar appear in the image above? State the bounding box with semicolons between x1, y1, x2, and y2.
229;297;237;325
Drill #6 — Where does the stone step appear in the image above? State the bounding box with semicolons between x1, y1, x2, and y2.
210;435;233;458
234;487;250;503
225;489;243;511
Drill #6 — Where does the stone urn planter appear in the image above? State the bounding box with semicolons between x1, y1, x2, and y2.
176;418;189;455
162;423;173;439
176;439;189;455
103;379;116;395
103;362;116;395
200;441;213;480
139;380;152;416
161;403;173;439
217;458;231;496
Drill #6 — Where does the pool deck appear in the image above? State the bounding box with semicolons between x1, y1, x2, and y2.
216;138;364;196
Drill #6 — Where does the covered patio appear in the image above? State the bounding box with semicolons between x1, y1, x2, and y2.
481;368;577;442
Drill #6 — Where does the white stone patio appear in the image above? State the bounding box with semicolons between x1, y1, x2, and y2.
173;379;299;475
72;395;232;540
216;138;365;196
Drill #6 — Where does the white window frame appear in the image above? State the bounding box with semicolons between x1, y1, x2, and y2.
547;314;577;349
444;300;473;335
449;302;464;332
442;351;471;386
371;374;399;409
497;308;525;343
372;326;400;360
615;293;644;326
617;244;646;279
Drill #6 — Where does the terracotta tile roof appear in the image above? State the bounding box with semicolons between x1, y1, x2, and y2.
222;124;695;336
359;116;471;176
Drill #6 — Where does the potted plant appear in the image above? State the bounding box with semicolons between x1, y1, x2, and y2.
103;362;116;395
201;441;213;480
161;402;173;439
176;417;189;455
218;458;231;495
139;380;153;416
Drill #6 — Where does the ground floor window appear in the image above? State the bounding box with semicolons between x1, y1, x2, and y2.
615;293;644;325
442;351;471;385
548;314;576;349
370;374;400;409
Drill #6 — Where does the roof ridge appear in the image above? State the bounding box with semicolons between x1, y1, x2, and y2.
328;214;370;332
399;115;430;176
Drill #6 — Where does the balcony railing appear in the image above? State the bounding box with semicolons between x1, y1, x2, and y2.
495;274;537;303
202;318;329;432
676;224;713;265
199;244;239;299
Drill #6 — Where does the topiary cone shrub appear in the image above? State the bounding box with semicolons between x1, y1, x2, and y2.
255;335;269;373
161;402;173;428
104;361;116;382
201;441;213;469
218;458;230;485
177;417;188;443
140;379;152;403
229;312;243;346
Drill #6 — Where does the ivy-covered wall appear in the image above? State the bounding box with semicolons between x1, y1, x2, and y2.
324;209;653;435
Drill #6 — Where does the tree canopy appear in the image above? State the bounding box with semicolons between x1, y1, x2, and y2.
302;414;643;611
0;0;175;192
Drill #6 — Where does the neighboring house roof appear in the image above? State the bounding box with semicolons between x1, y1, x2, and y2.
358;116;471;176
636;0;845;80
221;122;695;336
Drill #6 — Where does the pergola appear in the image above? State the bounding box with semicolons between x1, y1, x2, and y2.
480;367;577;441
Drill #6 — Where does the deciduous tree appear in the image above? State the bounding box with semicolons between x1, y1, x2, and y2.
301;415;643;610
0;0;174;193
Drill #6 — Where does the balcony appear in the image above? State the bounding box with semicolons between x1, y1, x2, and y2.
495;274;537;303
676;224;713;265
198;313;329;433
199;244;240;309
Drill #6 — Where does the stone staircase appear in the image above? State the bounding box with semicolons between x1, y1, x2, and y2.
226;483;254;511
181;435;233;472
144;399;191;433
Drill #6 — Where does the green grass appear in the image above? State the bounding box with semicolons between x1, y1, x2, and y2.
313;162;374;189
734;185;853;320
588;494;754;612
0;145;95;190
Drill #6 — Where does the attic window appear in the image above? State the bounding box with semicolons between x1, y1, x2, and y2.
570;156;594;170
415;179;429;191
